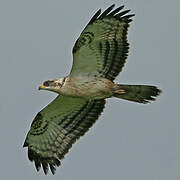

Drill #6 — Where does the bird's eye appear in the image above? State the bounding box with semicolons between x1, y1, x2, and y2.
43;81;51;87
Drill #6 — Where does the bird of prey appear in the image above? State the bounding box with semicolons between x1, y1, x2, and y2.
23;4;161;175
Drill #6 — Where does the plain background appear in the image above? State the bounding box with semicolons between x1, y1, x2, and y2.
0;0;179;179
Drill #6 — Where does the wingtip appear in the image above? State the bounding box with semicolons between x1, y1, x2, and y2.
23;140;28;147
35;161;41;172
110;4;115;8
42;163;49;175
50;164;56;175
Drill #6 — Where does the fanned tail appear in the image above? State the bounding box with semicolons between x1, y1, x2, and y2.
113;84;161;104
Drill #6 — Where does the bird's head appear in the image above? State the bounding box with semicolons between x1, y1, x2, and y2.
39;78;65;94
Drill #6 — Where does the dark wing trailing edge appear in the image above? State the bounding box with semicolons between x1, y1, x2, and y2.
23;95;105;174
71;4;135;81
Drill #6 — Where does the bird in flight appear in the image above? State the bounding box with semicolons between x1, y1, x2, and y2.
23;4;161;175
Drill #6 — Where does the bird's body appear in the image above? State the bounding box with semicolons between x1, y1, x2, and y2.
42;77;115;99
23;4;161;175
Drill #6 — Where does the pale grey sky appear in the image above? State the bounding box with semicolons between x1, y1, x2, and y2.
0;0;179;179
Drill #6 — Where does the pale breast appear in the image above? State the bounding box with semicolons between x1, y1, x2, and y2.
60;77;114;99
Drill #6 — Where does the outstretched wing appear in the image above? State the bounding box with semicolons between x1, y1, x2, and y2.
70;4;134;81
23;95;105;174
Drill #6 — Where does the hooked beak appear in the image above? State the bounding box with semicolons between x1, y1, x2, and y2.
38;84;46;90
